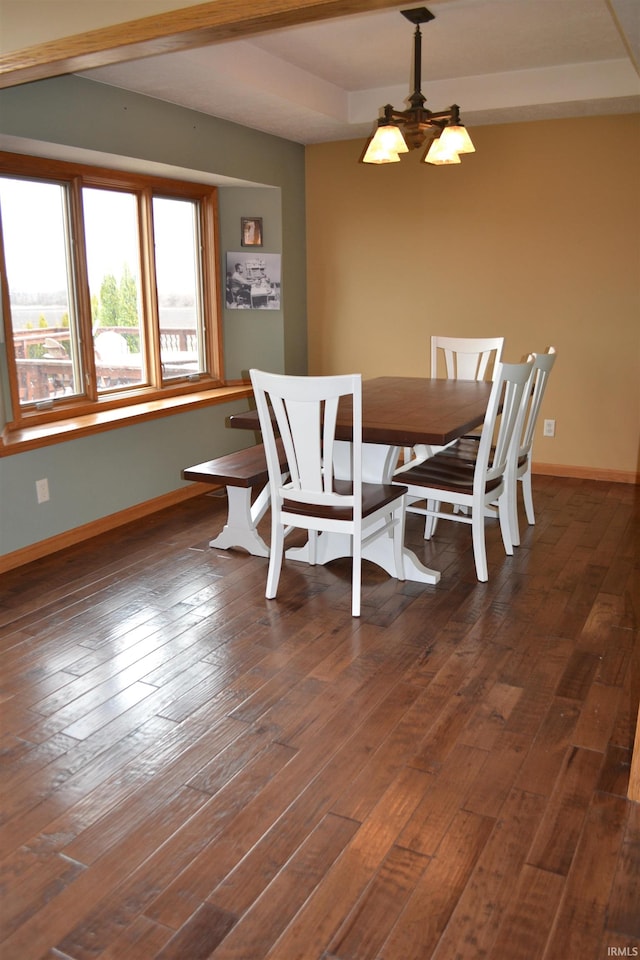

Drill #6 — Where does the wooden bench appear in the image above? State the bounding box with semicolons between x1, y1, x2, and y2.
182;441;286;557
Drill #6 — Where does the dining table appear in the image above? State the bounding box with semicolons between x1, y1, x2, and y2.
223;376;493;585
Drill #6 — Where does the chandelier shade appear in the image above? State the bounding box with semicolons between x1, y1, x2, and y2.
362;121;409;163
361;7;475;167
424;137;461;165
438;124;476;155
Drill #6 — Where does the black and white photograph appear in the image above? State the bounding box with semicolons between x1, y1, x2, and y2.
225;252;281;310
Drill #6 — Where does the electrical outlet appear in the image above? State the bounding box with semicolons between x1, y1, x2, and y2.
36;478;50;503
543;419;556;438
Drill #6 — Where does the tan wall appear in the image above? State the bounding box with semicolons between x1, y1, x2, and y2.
305;114;640;481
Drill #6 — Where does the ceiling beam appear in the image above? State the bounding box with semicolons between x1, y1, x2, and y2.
0;0;405;89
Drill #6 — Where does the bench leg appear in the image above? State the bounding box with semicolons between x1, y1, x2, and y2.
209;485;270;557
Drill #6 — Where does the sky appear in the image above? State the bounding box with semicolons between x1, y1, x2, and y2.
0;177;197;297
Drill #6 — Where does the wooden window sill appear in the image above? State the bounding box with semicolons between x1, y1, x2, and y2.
0;384;253;456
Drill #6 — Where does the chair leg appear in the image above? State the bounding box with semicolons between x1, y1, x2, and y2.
424;500;439;540
506;475;520;548
521;467;535;525
471;510;489;582
352;535;362;617
392;503;406;581
308;529;317;565
266;519;284;599
498;492;514;556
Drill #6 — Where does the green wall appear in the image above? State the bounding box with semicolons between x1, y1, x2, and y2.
0;75;307;558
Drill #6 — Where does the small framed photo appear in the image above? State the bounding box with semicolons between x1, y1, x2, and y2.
241;217;263;247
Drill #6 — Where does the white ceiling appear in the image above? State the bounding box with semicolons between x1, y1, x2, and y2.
79;0;640;145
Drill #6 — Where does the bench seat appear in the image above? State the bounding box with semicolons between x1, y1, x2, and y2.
182;440;287;489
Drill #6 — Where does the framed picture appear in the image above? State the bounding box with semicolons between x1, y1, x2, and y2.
241;217;263;247
226;252;281;310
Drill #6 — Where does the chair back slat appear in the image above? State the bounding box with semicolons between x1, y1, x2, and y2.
321;396;341;493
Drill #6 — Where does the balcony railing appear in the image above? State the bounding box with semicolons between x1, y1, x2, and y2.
12;327;199;404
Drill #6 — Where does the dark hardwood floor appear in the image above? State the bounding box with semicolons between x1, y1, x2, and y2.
1;476;638;960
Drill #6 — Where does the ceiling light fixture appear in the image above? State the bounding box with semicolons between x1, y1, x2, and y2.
361;7;475;166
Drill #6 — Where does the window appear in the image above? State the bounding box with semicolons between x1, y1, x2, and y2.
0;153;222;428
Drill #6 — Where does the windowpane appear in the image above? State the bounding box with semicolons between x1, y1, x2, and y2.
153;196;204;381
83;187;146;392
0;177;83;405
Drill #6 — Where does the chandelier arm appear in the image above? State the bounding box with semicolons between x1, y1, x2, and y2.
385;107;423;123
428;108;457;125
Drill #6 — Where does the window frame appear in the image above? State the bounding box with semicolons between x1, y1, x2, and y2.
0;151;223;431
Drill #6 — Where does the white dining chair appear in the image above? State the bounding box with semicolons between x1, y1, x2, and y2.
394;360;534;582
403;335;505;466
431;335;505;382
446;347;557;547
249;369;407;617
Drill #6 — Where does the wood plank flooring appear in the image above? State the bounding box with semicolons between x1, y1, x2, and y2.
1;475;638;959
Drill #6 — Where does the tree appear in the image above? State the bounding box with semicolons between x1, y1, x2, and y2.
118;264;139;327
97;273;119;328
94;268;140;351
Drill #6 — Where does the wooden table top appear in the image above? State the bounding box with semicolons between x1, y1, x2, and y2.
229;376;493;447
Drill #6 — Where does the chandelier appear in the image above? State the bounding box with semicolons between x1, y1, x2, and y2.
362;7;475;165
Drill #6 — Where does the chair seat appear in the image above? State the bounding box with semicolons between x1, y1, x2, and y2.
284;480;408;520
399;454;503;495
436;436;528;471
439;435;479;463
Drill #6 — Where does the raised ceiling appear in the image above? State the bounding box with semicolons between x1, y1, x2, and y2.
76;0;640;144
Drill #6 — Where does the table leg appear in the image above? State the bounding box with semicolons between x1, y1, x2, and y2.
285;441;442;584
285;529;440;584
